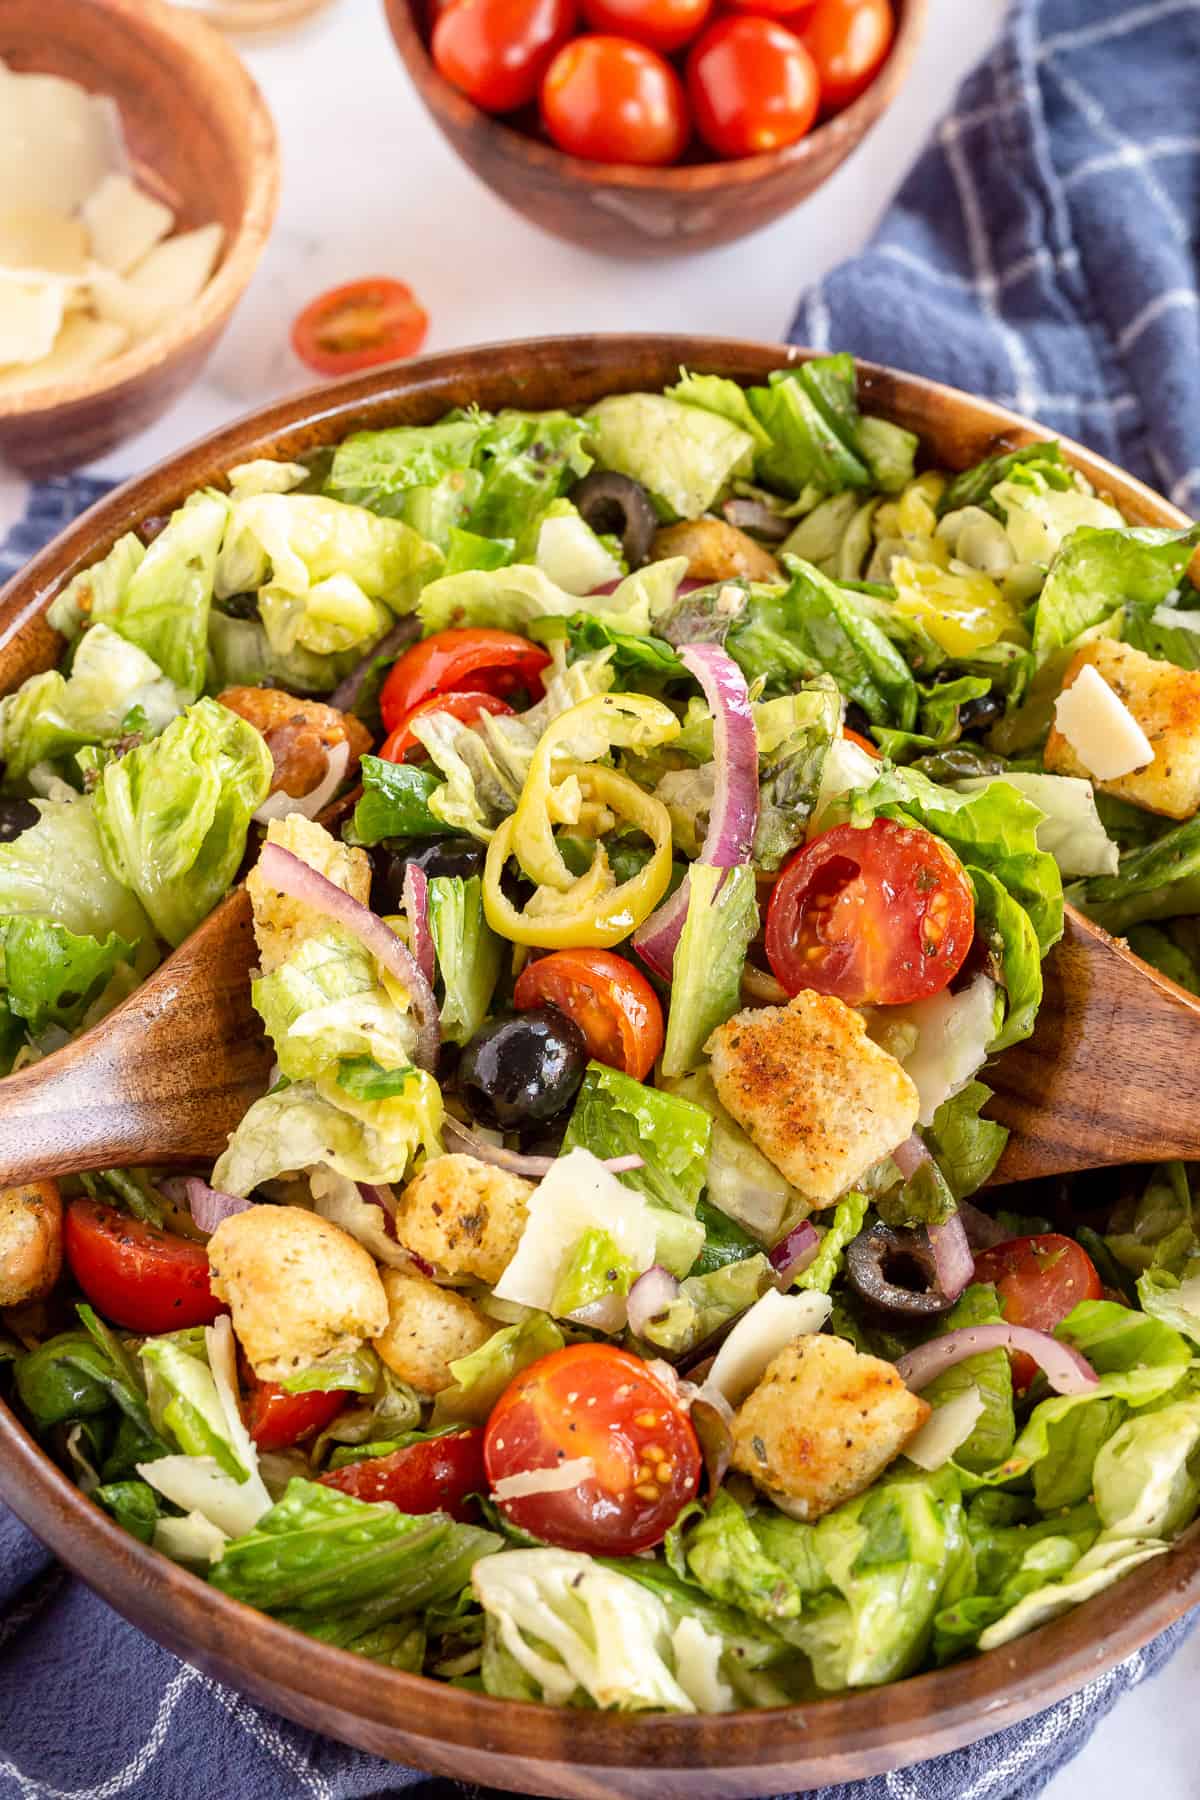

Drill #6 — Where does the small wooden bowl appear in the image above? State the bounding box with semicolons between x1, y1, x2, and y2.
1;338;1198;1792
0;0;279;477
383;0;927;258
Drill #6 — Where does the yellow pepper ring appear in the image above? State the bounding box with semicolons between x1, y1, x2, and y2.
484;763;675;949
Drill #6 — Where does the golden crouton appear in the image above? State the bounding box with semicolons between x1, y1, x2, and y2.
1044;638;1200;819
207;1205;388;1381
730;1334;929;1519
372;1265;491;1394
707;991;919;1206
246;814;372;975
395;1154;532;1285
0;1181;62;1308
652;518;781;585
218;686;372;800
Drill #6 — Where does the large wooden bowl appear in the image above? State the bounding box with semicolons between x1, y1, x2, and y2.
0;0;279;477
1;337;1196;1796
382;0;928;258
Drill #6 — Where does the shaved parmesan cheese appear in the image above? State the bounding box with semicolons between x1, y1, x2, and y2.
702;1287;832;1408
0;314;127;394
874;972;998;1126
92;223;223;341
0;72;123;214
81;172;173;274
153;1511;229;1567
492;1457;597;1501
903;1385;984;1471
0;280;64;365
1054;662;1153;781
136;1453;270;1539
493;1148;656;1313
0;208;88;279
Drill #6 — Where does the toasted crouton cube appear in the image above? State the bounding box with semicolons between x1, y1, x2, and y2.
218;687;372;801
373;1266;491;1394
707;991;919;1206
652;519;781;584
207;1205;388;1381
0;1180;62;1307
395;1154;532;1285
1045;638;1200;819
246;814;371;974
730;1334;929;1519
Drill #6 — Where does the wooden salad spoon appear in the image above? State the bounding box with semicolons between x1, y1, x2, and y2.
1;892;1199;1189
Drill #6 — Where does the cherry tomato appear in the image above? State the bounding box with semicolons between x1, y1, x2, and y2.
764;818;975;1006
291;280;428;378
800;0;894;111
722;0;815;13
973;1235;1103;1390
433;0;577;112
513;949;664;1079
580;0;712;55
319;1430;486;1523
380;628;551;734
843;727;882;758
484;1344;700;1553
64;1199;223;1336
686;16;819;159
380;690;515;762
243;1378;349;1453
540;37;691;166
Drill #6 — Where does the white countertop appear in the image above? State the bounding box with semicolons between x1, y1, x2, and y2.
55;0;1200;1789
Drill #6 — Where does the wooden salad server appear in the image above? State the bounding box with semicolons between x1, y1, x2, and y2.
1;893;1200;1190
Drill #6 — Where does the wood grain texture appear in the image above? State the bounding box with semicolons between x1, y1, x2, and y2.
382;0;927;258
0;0;278;475
2;337;1199;1788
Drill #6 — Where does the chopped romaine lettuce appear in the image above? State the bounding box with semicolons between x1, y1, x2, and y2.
924;1081;1009;1201
586;392;756;521
923;1285;1015;1474
212;1073;443;1194
796;1191;868;1294
431;1314;565;1426
346;755;448;845
1032;523;1200;661
562;1062;711;1219
531;500;621;595
551;1226;636;1316
1069;813;1200;934
1105;1163;1197;1278
639;1255;769;1355
955;772;1117;878
748;359;870;499
427;873;502;1046
663;1067;801;1244
0;623;183;783
417;556;685;640
667;369;771;451
660;863;757;1080
0;915;138;1033
967;866;1042;1051
0;796;152;946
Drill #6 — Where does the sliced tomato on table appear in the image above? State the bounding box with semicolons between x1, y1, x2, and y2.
243;1377;350;1452
764;817;975;1006
973;1235;1103;1390
380;689;515;762
513;948;664;1079
319;1430;487;1523
380;628;551;734
64;1199;223;1335
484;1345;700;1553
291;279;428;378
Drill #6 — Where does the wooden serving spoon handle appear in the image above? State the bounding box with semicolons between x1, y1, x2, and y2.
0;891;272;1186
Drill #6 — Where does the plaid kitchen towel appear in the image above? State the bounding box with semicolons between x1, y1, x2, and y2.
4;0;1200;1788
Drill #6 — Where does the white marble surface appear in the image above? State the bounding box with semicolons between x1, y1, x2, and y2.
62;0;1200;1792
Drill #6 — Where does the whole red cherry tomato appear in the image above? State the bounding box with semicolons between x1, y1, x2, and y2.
973;1235;1103;1390
541;36;691;166
580;0;712;55
514;948;664;1079
291;280;428;378
320;1430;487;1523
722;0;815;14
800;0;894;111
686;16;820;159
64;1200;223;1336
433;0;577;112
380;628;550;734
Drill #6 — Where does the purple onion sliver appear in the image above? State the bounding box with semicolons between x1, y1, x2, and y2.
402;862;435;987
892;1133;932;1180
768;1219;821;1287
328;614;421;714
441;1115;643;1180
357;1181;397;1219
896;1324;1099;1396
927;1210;975;1302
161;1176;253;1234
626;1264;680;1338
958;1199;1012;1252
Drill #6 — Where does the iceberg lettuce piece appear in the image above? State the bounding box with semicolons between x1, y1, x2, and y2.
0;795;152;946
0;623;184;783
533;502;622;595
48;531;146;642
418;555;685;639
0;915;138;1033
251;925;418;1082
427;872;502;1046
431;1314;564;1426
586;393;756;521
212;1073;443;1193
1031;522;1200;662
1092;1398;1200;1540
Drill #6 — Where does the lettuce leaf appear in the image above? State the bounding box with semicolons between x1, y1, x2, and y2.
1105;1163;1198;1278
345;755;448;845
586;392;756;521
431;1314;564;1426
1032;523;1200;661
427;873;502;1046
660;863;757;1080
924;1285;1015;1474
0;916;137;1032
796;1191;869;1294
211;1073;443;1193
0;796;152;946
967;866;1042;1051
0;623;184;783
924;1081;1009;1200
748;359;871;499
639;1255;770;1355
955;772;1117;879
417;557;685;640
1068;813;1200;934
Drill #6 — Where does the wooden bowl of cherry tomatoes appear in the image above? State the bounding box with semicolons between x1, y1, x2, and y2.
383;0;926;257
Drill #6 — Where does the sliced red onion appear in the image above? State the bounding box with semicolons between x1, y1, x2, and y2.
253;741;350;825
328;614;421;714
768;1220;821;1287
161;1176;252;1234
892;1134;932;1181
588;576;705;599
896;1325;1099;1397
633;643;759;980
928;1211;975;1303
722;498;790;542
357;1181;397;1219
568;1292;628;1334
441;1115;643;1180
402;863;435;987
958;1199;1012;1252
258;842;440;1070
626;1265;680;1338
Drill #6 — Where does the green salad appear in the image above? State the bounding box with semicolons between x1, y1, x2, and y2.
5;354;1200;1713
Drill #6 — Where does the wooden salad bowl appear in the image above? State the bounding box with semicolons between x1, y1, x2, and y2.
382;0;928;258
2;337;1199;1794
0;0;279;476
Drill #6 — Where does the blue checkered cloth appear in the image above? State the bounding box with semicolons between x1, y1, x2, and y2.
4;1;1200;1789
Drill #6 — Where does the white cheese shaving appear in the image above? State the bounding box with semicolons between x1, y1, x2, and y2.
0;207;88;279
0;314;127;395
702;1287;832;1409
0;280;65;365
878;972;998;1126
492;1148;656;1314
903;1385;984;1471
535;512;621;595
81;172;173;274
0;71;123;214
492;1457;597;1501
91;223;223;341
1054;662;1153;781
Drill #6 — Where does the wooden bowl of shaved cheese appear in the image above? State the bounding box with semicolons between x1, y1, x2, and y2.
0;0;278;476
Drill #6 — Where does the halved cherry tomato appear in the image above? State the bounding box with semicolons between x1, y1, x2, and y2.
433;0;577;112
243;1378;349;1452
380;628;551;734
540;37;691;166
484;1344;700;1553
799;0;894;112
380;690;515;762
843;727;882;758
64;1199;223;1336
319;1430;486;1523
291;280;428;379
686;15;820;159
973;1235;1103;1391
580;0;712;56
764;818;975;1006
513;948;664;1079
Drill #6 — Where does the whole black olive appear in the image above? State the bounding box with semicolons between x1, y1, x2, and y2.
369;837;486;912
958;694;1002;733
458;1007;586;1130
845;1220;955;1319
218;592;262;622
571;471;659;569
0;796;38;843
